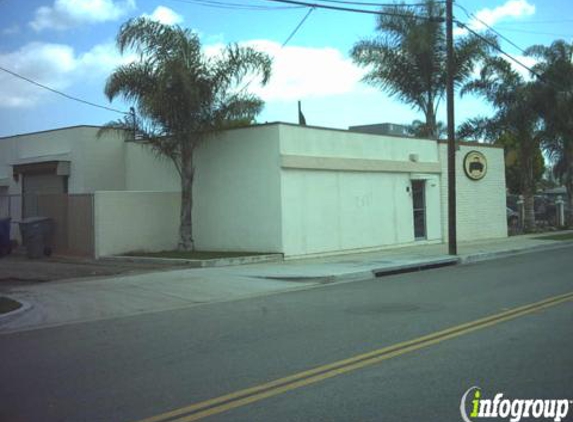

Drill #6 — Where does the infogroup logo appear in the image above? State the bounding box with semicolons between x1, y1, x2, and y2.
460;387;572;422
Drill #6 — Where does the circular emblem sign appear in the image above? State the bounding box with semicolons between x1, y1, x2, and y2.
463;150;487;181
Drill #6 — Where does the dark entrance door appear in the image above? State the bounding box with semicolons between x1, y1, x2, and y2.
412;180;426;240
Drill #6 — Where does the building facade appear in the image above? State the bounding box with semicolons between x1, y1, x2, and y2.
0;123;507;258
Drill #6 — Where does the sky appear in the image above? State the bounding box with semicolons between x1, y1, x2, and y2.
0;0;571;138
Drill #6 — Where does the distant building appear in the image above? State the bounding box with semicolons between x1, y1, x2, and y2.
349;122;410;137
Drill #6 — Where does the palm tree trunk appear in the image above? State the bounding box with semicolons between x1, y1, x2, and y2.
425;98;438;139
178;147;194;251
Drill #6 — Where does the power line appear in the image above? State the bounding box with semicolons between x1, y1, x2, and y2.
454;20;547;82
455;19;571;93
282;7;315;46
167;0;304;10
454;3;526;54
491;19;573;25
311;0;443;7
269;0;553;88
235;5;316;95
455;4;572;43
0;66;129;115
487;27;573;38
263;0;444;20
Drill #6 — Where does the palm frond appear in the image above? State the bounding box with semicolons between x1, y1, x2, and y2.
210;44;272;95
351;0;496;137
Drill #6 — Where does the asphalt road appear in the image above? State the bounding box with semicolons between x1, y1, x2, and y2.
1;247;572;422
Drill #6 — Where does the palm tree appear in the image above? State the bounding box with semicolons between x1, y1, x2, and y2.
525;40;573;225
407;119;446;139
101;18;272;250
491;132;545;197
460;57;544;231
350;0;496;139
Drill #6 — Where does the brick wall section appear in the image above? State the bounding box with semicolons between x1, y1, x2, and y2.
439;143;508;241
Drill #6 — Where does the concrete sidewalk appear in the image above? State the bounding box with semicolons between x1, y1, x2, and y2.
208;232;573;281
1;233;572;334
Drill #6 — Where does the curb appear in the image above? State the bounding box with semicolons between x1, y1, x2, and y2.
0;297;32;323
101;253;284;268
257;257;460;284
371;256;460;277
258;269;375;285
459;240;573;264
255;242;573;284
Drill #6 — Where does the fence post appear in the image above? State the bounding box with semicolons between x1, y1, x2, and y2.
555;196;565;227
516;195;525;230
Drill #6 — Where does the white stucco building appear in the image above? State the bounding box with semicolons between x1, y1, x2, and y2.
0;123;507;258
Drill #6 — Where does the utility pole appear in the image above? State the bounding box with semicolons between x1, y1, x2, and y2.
446;0;457;255
130;107;137;141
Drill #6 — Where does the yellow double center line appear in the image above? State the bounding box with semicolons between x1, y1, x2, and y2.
137;291;573;422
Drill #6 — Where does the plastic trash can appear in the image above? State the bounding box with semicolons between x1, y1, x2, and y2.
18;217;54;259
0;217;11;257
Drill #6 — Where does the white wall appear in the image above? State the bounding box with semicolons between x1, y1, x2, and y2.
439;143;507;241
282;169;420;256
94;191;180;257
76;127;127;193
0;126;127;194
125;142;180;191
279;124;439;162
278;124;443;257
192;125;283;252
0;139;17;195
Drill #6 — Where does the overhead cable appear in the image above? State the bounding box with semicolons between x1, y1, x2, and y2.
455;3;527;54
453;21;555;84
263;0;444;20
0;65;129;114
167;0;304;10
282;6;315;46
311;0;444;7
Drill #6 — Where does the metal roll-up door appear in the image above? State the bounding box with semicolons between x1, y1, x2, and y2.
23;173;66;218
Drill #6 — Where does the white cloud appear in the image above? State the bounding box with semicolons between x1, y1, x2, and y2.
473;0;535;28
466;54;538;92
30;0;136;31
506;55;538;80
143;6;183;25
0;38;367;109
0;42;134;107
239;40;370;102
455;0;535;35
2;24;20;35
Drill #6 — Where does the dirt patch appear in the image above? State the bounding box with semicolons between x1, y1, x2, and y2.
535;233;573;241
0;249;183;286
0;296;22;314
125;250;269;259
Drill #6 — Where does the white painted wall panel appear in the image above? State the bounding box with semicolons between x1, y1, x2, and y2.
281;169;418;256
278;124;444;257
125;142;180;192
192;125;282;252
279;124;439;162
94;191;180;257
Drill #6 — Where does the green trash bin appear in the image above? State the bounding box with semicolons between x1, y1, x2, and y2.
18;217;55;259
